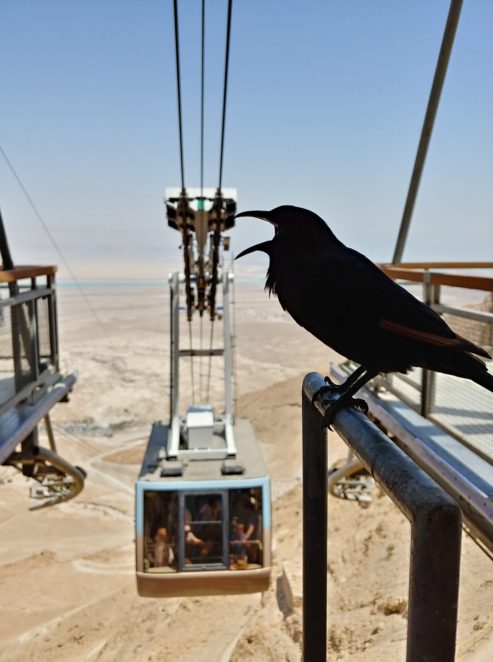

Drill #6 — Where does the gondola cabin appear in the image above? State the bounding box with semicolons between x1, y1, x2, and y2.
135;417;271;597
135;190;271;597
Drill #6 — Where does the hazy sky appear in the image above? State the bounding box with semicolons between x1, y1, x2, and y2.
1;1;492;279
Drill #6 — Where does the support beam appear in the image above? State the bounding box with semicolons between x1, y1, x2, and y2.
392;0;463;264
302;387;327;662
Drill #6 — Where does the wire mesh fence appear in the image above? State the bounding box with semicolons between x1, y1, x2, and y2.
433;308;493;460
387;368;423;409
36;295;52;360
443;307;493;356
388;287;493;462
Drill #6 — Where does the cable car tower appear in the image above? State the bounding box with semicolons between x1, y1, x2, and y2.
135;0;271;597
166;187;238;460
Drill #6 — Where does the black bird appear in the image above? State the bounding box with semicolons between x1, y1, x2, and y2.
235;205;493;427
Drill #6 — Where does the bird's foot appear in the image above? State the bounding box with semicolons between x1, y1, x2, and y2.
321;397;369;431
311;376;339;406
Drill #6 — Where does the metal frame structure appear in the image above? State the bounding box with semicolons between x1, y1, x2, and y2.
332;360;493;551
392;0;463;263
380;262;493;455
0;265;83;508
302;372;462;662
0;270;59;398
167;269;236;460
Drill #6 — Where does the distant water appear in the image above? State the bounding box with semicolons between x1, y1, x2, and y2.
57;279;165;288
57;275;491;305
57;277;265;289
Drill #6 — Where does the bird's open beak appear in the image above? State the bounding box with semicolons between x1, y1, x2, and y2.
235;210;274;224
234;210;274;260
235;240;272;260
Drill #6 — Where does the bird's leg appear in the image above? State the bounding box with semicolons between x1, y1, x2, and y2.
320;368;379;430
312;365;365;405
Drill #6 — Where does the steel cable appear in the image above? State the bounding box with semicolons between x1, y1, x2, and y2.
170;0;235;407
206;319;214;402
173;0;186;193
217;0;233;192
188;319;196;403
0;145;110;339
200;0;205;200
199;314;204;400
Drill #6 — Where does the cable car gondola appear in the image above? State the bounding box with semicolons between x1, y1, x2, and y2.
135;190;271;597
135;419;271;597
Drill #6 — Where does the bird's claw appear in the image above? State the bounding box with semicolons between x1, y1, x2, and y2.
321;407;336;431
320;396;369;430
311;386;330;406
352;398;369;415
311;376;338;406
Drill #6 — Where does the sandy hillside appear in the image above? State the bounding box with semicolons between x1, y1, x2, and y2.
0;282;492;661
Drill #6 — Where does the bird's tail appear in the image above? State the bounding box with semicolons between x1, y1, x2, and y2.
436;350;493;394
472;367;493;393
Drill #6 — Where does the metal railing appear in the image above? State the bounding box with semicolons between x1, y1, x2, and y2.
0;265;84;508
0;266;59;415
379;263;493;462
302;372;462;662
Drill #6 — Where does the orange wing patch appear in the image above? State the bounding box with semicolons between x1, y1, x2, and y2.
379;319;461;348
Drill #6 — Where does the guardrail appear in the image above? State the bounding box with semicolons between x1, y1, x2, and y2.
379;262;493;462
0;266;60;413
302;372;462;662
0;266;84;508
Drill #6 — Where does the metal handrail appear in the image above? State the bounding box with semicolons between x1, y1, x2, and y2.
0;284;54;309
302;372;462;662
383;261;493;270
0;272;60;409
0;265;57;282
380;264;493;291
0;373;76;464
433;302;493;325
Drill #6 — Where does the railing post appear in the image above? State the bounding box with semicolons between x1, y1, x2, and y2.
421;271;436;417
29;278;40;384
408;504;462;661
303;371;462;662
302;385;328;661
47;273;60;370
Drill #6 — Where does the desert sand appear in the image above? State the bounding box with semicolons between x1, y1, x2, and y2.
0;280;492;661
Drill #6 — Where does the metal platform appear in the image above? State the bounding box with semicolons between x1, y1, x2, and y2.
0;373;76;464
0;262;84;508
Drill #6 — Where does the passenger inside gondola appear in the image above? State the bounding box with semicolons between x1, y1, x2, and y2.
143;488;265;573
154;526;174;567
144;491;178;572
185;494;224;565
184;506;205;564
230;489;262;565
199;496;222;522
230;519;248;569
